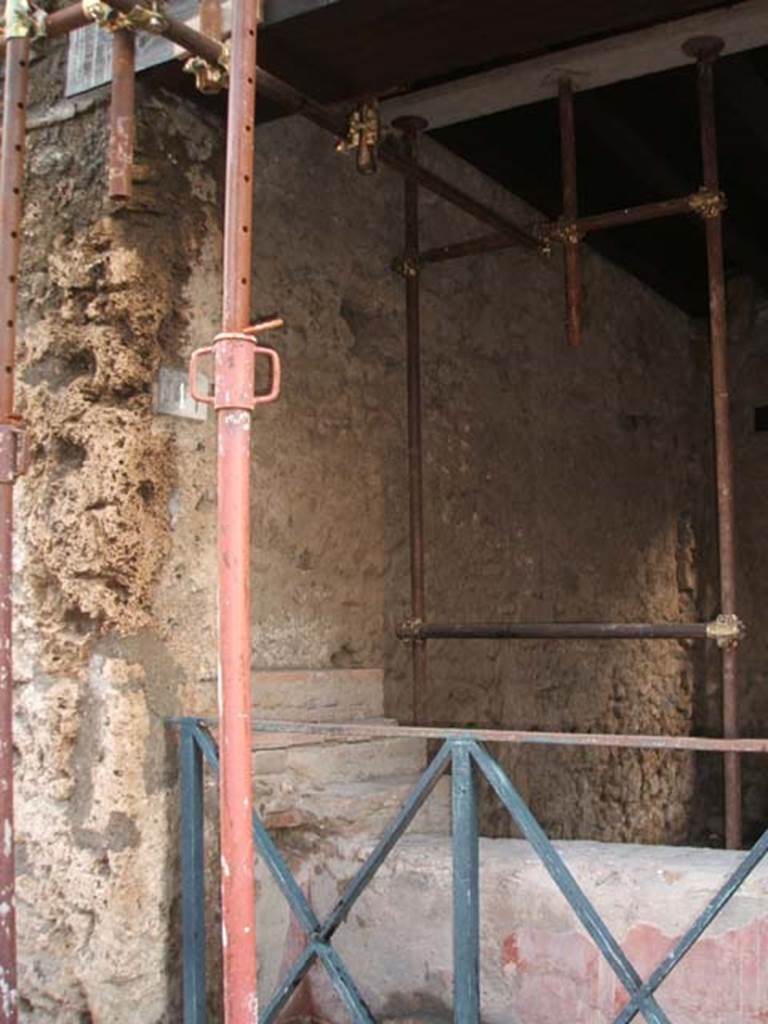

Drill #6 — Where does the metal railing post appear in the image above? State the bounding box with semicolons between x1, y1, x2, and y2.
471;740;670;1024
180;723;768;1023
452;741;480;1023
180;725;207;1024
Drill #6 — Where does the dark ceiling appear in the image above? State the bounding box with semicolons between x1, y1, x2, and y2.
157;0;765;315
258;0;732;102
434;47;768;315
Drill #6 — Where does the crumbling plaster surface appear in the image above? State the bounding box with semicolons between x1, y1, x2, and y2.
13;49;717;1021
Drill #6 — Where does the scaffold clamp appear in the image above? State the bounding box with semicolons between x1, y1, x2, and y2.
183;42;230;94
336;100;380;175
2;0;46;39
706;613;745;649
83;0;168;33
396;618;423;642
688;187;728;220
392;254;420;278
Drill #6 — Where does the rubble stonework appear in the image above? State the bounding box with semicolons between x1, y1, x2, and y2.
15;66;223;1021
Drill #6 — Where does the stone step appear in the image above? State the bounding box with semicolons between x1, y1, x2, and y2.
251;668;384;722
254;773;451;836
252;734;429;784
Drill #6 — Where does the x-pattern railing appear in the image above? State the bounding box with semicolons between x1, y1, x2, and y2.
176;718;768;1023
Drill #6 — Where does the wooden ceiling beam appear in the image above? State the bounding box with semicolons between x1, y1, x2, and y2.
382;0;768;130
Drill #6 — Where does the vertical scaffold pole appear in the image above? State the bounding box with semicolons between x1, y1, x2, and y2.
558;77;582;348
189;0;225;93
199;0;222;47
685;35;742;849
188;2;282;1015
219;0;260;1017
394;115;428;724
0;0;31;1016
108;29;135;201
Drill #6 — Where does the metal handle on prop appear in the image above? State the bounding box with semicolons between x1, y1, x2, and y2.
251;344;282;405
188;317;284;410
188;345;215;406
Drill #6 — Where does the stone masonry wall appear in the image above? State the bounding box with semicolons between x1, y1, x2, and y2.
721;277;768;846
239;117;715;845
15;40;225;1021
13;42;716;1020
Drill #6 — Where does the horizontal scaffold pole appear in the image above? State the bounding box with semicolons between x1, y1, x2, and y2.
396;616;743;644
171;716;768;755
419;192;720;265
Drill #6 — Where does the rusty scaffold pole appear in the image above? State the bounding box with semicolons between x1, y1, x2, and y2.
0;1;89;54
397;619;743;642
108;28;135;201
0;0;32;1014
684;35;741;849
212;0;264;1015
183;0;228;94
187;0;284;1016
419;194;709;264
199;0;222;43
558;77;582;348
393;116;428;724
